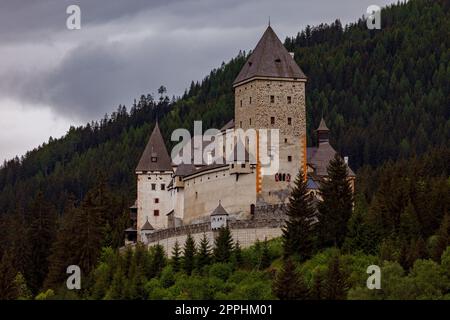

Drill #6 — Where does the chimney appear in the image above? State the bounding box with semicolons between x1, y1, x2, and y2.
289;52;295;59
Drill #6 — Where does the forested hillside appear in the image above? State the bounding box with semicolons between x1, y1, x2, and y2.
0;0;449;299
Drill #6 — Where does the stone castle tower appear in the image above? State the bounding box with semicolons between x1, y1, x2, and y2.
233;26;308;205
135;122;173;232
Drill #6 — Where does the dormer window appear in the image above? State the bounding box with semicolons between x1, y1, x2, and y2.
151;157;157;162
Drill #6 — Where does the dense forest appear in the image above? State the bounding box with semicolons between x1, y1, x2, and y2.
0;0;449;299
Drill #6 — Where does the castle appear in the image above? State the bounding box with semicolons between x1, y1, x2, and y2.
125;26;354;250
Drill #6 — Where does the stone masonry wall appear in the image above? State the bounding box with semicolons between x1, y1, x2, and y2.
145;204;287;256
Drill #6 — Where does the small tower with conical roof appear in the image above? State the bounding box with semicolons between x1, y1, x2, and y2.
233;25;308;205
316;117;330;144
136;122;173;235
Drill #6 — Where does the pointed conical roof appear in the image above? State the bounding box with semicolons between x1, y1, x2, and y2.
316;117;330;132
141;218;154;231
136;122;173;172
211;201;229;216
233;26;306;86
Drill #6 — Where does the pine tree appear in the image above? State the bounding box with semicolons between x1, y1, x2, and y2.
13;272;32;300
73;181;109;275
273;258;309;300
233;240;243;267
323;254;349;300
183;234;196;275
45;197;79;289
197;234;211;270
431;214;449;262
0;250;18;300
214;227;234;263
171;241;181;272
27;191;57;293
310;270;325;300
150;244;166;278
318;154;353;248
282;171;316;260
260;238;271;269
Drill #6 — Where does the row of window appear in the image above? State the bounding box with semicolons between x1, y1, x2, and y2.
240;95;293;107
150;183;165;190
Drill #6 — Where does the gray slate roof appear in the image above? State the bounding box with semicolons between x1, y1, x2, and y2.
307;144;356;177
316;117;330;132
211;202;229;216
233;26;306;85
174;163;197;177
136;122;173;172
141;219;154;231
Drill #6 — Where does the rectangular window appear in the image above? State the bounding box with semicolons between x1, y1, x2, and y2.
240;121;242;128
270;95;275;103
154;210;159;216
241;164;246;168
240;100;242;107
249;118;252;125
288;156;292;162
249;97;252;104
271;117;275;125
287;96;292;104
154;198;159;204
161;184;165;190
151;183;156;190
288;117;292;125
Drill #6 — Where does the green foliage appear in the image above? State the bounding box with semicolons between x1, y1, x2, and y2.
318;154;353;248
196;234;211;271
282;171;315;260
171;241;181;272
214;227;233;263
323;254;350;300
273;259;309;300
183;234;196;275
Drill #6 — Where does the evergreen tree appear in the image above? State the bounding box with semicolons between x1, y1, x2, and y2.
273;258;309;300
318;154;353;248
171;240;181;272
197;234;211;270
73;179;110;275
233;240;243;267
150;244;166;278
27;191;57;292
260;239;271;269
45;197;79;289
0;250;18;300
323;254;349;300
282;171;316;260
13;272;32;300
310;270;325;300
214;227;234;263
431;214;449;262
183;234;196;275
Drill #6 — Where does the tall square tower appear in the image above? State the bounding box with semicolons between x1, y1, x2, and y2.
233;26;308;205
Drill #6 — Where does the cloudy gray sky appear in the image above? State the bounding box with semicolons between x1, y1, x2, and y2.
0;0;399;162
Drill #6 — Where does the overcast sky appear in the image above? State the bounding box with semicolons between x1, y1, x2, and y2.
0;0;399;163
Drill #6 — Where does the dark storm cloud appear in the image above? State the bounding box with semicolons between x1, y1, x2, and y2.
0;0;399;122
